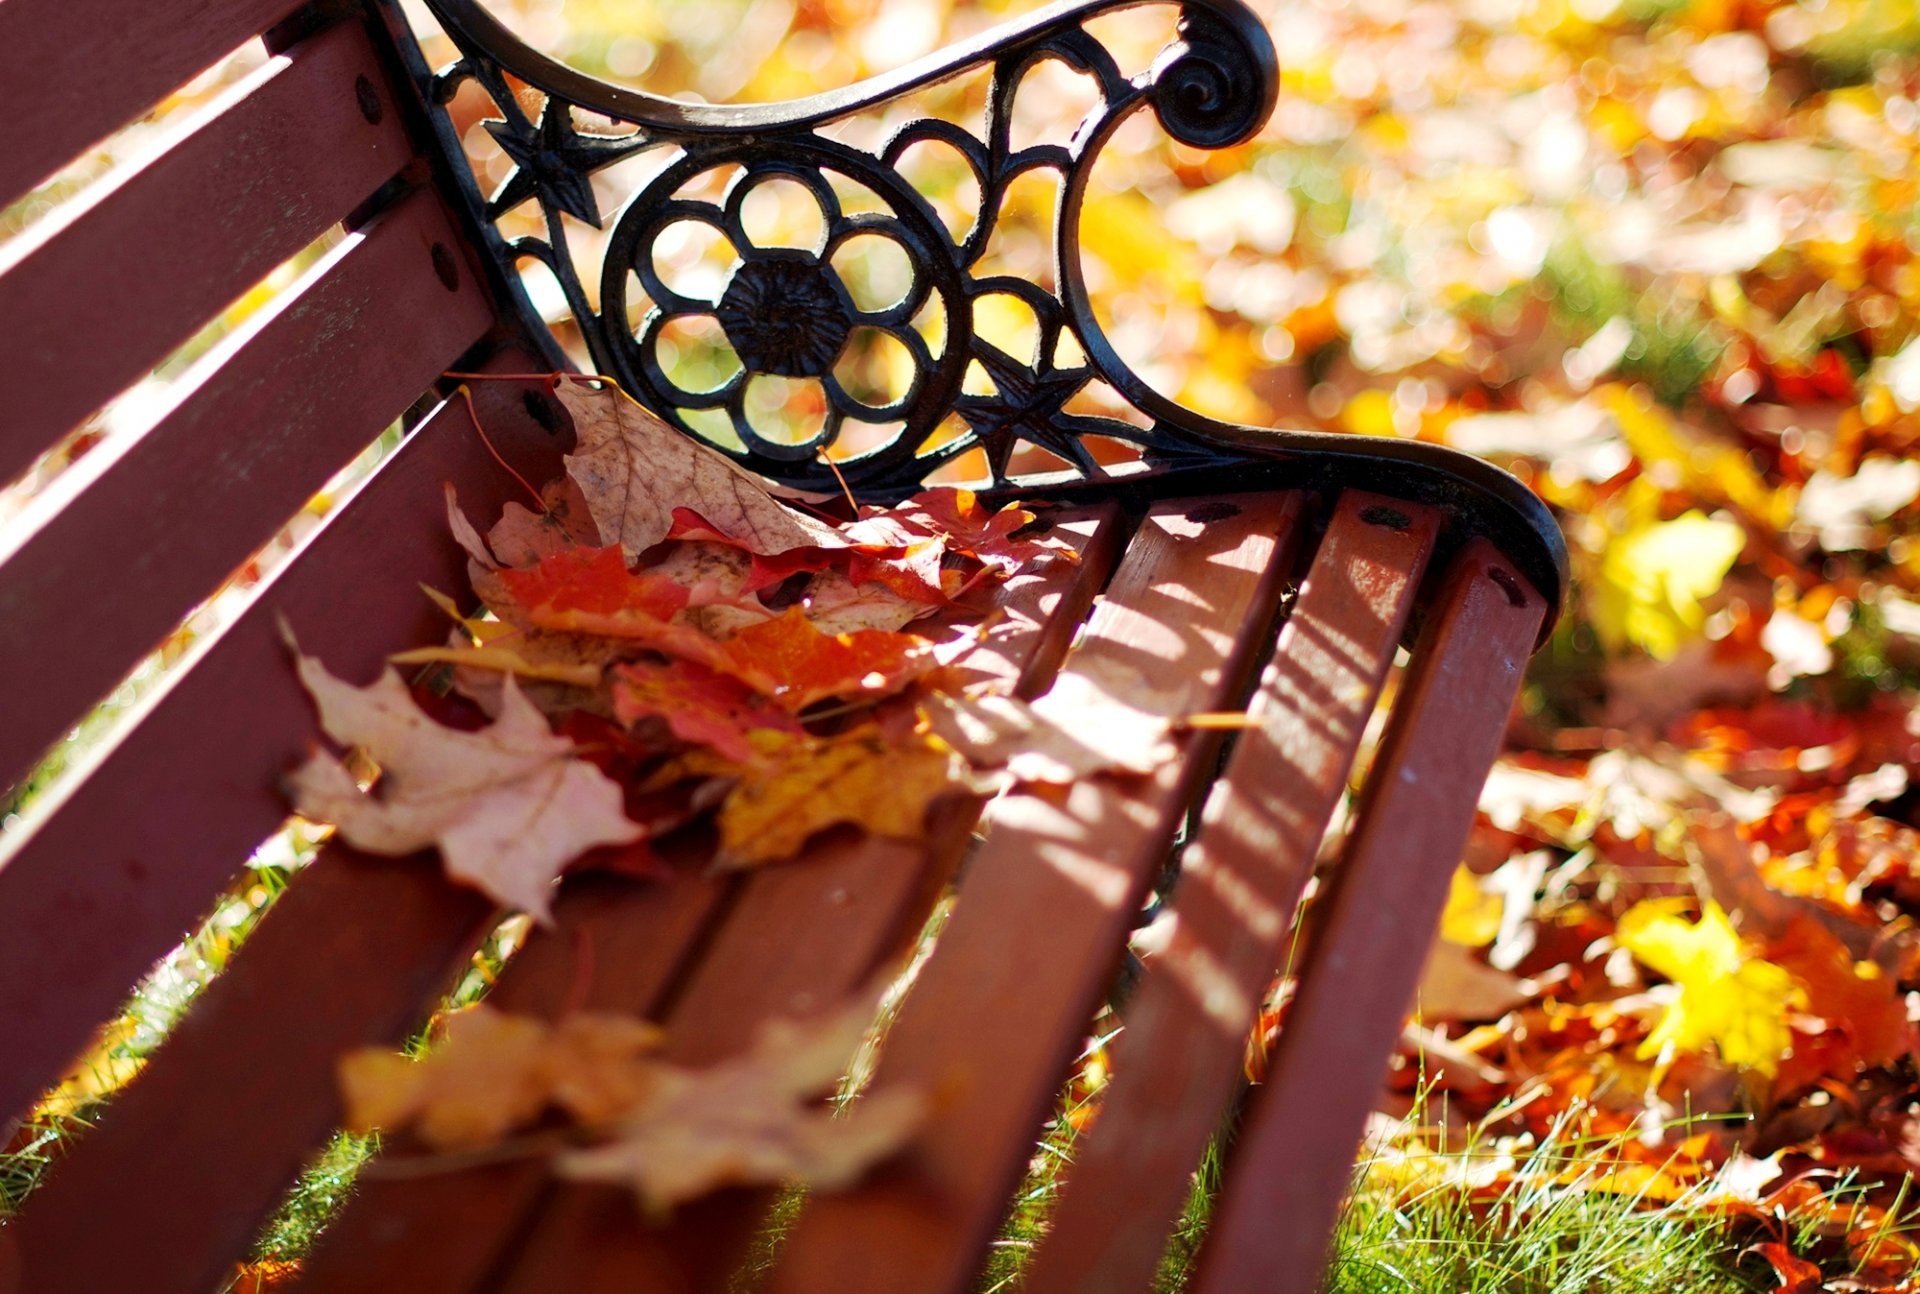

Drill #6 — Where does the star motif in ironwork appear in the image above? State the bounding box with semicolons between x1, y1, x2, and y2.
953;342;1098;481
485;101;638;228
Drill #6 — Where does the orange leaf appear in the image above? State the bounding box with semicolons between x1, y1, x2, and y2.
712;608;934;712
1746;1242;1824;1292
500;545;691;625
1766;916;1913;1094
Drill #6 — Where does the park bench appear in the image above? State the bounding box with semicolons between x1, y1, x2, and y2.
0;0;1566;1290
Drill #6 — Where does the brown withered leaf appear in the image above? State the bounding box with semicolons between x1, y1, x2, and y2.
558;381;845;559
490;477;602;568
285;641;643;922
800;566;942;635
556;998;925;1213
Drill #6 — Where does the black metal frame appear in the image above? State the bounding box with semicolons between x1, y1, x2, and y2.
415;0;1568;629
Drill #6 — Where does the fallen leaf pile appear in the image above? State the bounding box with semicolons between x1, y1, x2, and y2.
287;376;1089;914
286;375;1115;1209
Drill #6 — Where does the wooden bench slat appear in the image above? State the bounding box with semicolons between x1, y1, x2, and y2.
0;186;491;799
0;365;565;1129
1022;492;1441;1294
290;508;1124;1294
0;0;301;211
763;494;1304;1294
1191;539;1545;1294
0;20;414;484
10;847;499;1294
0;367;576;1294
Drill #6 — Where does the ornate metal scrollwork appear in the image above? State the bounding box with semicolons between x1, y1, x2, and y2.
419;0;1569;626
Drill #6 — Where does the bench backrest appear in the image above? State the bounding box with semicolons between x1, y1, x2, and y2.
0;0;553;1121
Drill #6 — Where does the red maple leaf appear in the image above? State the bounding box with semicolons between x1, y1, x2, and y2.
611;660;802;763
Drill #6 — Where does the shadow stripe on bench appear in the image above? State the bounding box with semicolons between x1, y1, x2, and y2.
1023;491;1442;1294
0;17;414;480
1193;540;1543;1293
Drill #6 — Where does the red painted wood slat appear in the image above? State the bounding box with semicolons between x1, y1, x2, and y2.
0;187;492;800
292;508;1123;1294
0;19;414;484
0;364;565;1129
764;495;1305;1294
1022;493;1440;1294
1192;540;1545;1294
0;366;575;1294
0;0;300;210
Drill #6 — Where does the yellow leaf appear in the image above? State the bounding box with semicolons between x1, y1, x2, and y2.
714;725;963;867
1616;900;1803;1077
1598;386;1785;529
1590;510;1744;658
339;1005;666;1149
1439;865;1502;948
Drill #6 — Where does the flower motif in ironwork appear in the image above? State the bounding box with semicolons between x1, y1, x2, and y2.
714;256;856;379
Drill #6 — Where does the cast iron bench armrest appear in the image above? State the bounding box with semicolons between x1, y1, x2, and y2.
421;0;1566;630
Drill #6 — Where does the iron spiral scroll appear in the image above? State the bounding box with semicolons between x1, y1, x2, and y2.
419;0;1568;630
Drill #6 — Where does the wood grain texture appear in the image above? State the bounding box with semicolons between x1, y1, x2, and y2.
0;20;413;483
1192;539;1545;1294
0;188;491;799
0;0;299;210
1023;493;1440;1294
0;362;568;1130
318;509;1124;1294
763;495;1304;1294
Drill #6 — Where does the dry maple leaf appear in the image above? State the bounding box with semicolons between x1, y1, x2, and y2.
555;998;925;1213
488;478;602;567
558;380;845;558
712;724;962;867
796;566;940;634
388;587;617;692
339;1004;665;1150
285;641;643;922
611;660;802;764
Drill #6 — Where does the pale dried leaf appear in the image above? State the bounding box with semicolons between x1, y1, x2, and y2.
286;648;643;921
558;382;845;558
555;1000;925;1212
